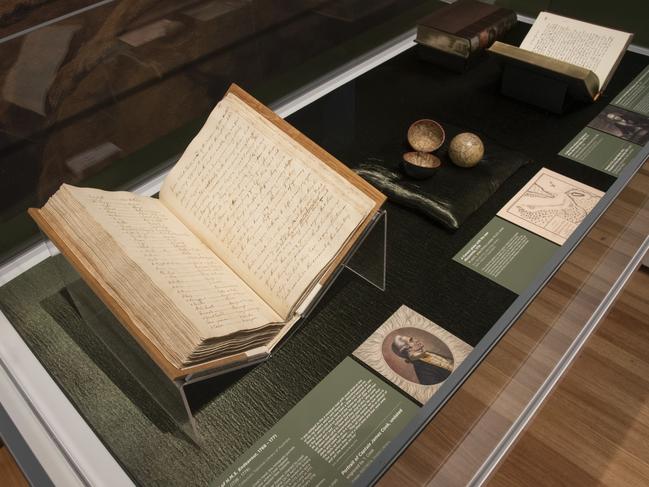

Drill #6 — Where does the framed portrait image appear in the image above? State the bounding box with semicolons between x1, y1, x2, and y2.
354;305;472;404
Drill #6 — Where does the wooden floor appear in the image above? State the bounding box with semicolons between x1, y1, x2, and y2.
0;444;28;487
488;267;649;487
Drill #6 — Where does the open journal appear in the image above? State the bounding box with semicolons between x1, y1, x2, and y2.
489;12;632;100
30;85;385;379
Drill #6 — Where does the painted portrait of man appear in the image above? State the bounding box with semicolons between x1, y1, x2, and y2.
354;305;472;404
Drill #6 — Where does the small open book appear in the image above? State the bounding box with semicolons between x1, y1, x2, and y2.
30;85;385;379
489;12;633;101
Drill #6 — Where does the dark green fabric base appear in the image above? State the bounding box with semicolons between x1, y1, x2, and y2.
1;256;430;486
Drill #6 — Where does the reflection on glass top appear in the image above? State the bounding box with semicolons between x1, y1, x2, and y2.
0;0;436;262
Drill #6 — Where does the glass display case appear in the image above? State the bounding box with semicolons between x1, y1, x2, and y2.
1;1;647;486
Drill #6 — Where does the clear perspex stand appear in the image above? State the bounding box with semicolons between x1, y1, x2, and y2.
44;210;387;441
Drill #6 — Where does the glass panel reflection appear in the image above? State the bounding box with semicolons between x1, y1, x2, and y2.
0;0;435;262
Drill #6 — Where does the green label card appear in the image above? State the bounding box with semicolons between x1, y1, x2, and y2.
212;358;418;487
453;217;558;294
612;65;649;116
559;127;642;176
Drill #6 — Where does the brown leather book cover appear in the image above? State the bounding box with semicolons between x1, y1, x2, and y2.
417;1;516;58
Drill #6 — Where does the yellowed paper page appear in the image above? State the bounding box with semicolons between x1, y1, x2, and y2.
161;93;374;318
496;168;603;245
53;185;280;341
520;12;631;89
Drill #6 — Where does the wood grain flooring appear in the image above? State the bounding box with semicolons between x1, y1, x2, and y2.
0;445;28;487
488;267;649;487
379;161;649;486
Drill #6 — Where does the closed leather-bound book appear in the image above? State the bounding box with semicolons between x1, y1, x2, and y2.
416;0;517;59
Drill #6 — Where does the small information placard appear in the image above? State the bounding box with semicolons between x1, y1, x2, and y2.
212;358;418;487
453;217;558;294
611;65;649;116
559;127;642;176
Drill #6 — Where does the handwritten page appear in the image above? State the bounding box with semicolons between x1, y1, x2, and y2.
53;186;280;353
520;12;631;89
161;93;375;318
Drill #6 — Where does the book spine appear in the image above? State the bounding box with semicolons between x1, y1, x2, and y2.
459;10;517;55
416;25;471;58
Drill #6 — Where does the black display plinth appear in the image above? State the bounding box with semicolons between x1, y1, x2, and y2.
416;44;483;72
500;62;576;113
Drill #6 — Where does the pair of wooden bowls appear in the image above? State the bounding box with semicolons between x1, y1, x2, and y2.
403;119;485;179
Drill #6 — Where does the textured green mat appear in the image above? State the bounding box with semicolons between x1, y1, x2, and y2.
1;255;397;485
1;257;216;485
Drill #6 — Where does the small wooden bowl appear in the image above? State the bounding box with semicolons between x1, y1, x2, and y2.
407;119;445;152
402;151;441;179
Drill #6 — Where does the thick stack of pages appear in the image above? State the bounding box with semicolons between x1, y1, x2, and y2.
31;86;384;376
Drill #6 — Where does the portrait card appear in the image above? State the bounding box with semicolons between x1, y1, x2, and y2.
496;168;603;245
353;305;472;404
588;105;649;146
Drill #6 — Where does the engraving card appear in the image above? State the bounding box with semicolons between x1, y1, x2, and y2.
497;168;603;245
